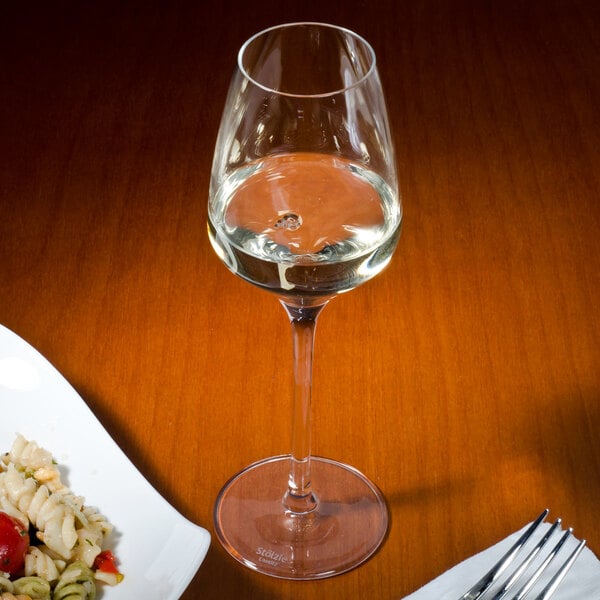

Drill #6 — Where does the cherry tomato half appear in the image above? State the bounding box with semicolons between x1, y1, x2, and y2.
0;512;29;575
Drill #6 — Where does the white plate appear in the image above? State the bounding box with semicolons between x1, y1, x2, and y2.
0;323;211;599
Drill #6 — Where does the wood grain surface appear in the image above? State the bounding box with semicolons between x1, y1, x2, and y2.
1;1;599;598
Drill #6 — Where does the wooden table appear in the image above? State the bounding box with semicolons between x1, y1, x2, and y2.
1;1;599;598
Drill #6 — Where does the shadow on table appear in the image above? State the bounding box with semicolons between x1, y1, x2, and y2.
188;543;286;600
72;382;175;496
75;383;286;598
521;390;600;502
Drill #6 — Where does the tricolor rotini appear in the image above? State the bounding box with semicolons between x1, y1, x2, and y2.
0;435;123;599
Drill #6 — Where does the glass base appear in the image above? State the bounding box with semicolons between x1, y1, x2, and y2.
213;455;388;580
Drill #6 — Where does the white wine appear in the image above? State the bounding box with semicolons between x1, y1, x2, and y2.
208;153;401;298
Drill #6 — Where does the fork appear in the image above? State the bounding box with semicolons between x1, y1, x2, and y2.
459;509;586;600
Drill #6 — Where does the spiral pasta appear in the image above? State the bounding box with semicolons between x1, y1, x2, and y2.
0;575;15;593
24;547;64;583
1;464;76;560
12;577;50;599
52;563;95;600
0;435;122;599
0;572;34;600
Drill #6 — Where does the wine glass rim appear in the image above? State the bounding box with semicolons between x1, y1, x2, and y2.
237;22;377;98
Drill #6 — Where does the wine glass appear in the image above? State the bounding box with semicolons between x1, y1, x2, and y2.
208;22;402;580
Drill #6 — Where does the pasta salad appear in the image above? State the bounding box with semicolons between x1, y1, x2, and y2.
0;434;123;599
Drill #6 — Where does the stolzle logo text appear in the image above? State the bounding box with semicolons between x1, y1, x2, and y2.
256;546;288;566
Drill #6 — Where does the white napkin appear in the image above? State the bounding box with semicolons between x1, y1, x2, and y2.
403;521;600;599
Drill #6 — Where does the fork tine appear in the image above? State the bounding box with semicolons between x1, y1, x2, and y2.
459;509;549;600
490;519;562;600
510;529;572;600
532;539;586;600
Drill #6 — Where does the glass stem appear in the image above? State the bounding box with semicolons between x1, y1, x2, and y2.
280;300;328;515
